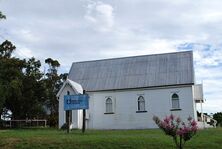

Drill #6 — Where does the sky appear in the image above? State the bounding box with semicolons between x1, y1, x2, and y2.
0;0;222;114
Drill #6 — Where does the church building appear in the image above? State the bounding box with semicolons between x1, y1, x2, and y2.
57;51;210;129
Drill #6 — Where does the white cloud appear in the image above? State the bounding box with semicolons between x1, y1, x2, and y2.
84;1;114;32
193;49;222;67
198;99;222;114
15;29;40;43
14;46;33;58
202;12;222;23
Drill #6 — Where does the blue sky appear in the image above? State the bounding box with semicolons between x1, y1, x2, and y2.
0;0;222;113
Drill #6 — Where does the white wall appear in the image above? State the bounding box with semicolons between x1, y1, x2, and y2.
87;85;196;129
59;85;196;129
58;84;82;129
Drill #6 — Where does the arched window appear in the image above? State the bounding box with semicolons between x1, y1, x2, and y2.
172;93;180;109
138;96;145;111
106;98;113;113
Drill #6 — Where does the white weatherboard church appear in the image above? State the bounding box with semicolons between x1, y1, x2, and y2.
57;51;214;129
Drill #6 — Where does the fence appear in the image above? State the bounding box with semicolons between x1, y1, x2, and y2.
2;119;47;128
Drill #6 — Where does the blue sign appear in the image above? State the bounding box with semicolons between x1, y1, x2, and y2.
64;94;89;110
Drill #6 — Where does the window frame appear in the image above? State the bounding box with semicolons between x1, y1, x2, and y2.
170;93;181;111
104;97;114;114
136;95;147;113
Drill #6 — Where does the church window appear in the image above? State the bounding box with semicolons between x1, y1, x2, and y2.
105;98;113;113
138;96;145;111
172;93;180;109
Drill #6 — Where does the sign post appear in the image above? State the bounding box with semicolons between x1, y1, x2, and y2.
64;91;89;133
82;90;86;133
67;92;70;134
67;110;70;133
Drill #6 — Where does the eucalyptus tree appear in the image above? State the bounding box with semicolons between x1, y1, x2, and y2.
44;58;62;126
0;40;25;119
0;41;46;120
20;57;46;119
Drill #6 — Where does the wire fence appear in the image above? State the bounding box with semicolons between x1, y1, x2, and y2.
1;119;47;128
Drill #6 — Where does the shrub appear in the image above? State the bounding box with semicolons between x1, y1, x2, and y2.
153;114;197;149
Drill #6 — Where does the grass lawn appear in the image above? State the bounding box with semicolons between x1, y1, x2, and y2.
0;128;222;149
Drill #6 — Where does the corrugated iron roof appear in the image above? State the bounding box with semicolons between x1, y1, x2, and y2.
68;51;194;91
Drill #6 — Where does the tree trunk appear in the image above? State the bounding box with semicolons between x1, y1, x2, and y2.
173;137;179;149
179;136;182;149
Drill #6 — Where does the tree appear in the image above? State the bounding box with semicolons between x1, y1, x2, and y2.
3;56;48;120
44;58;62;127
0;39;67;127
213;112;222;127
0;40;26;118
0;41;47;120
0;40;16;58
25;57;42;79
18;57;46;119
0;12;7;114
60;73;68;81
0;11;6;19
1;65;24;118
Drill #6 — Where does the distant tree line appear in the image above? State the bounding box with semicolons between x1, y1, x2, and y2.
213;112;222;127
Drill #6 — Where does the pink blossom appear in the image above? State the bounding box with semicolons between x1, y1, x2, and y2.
191;126;198;132
164;117;170;124
191;120;197;126
170;114;174;120
176;117;181;124
153;114;198;149
177;129;184;136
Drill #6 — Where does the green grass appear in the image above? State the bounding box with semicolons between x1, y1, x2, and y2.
0;128;222;149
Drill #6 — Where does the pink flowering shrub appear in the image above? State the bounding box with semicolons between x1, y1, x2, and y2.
153;115;197;149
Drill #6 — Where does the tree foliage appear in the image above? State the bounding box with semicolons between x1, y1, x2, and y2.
14;57;46;119
0;40;25;118
0;40;67;126
0;40;15;58
213;112;222;127
0;11;6;19
44;58;62;127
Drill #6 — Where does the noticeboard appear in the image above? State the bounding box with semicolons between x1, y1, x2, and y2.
64;94;89;110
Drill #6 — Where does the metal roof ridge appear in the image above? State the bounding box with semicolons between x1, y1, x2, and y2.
71;51;192;64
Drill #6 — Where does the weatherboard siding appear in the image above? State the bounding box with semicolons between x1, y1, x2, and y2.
58;84;196;129
86;86;195;129
58;84;82;129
